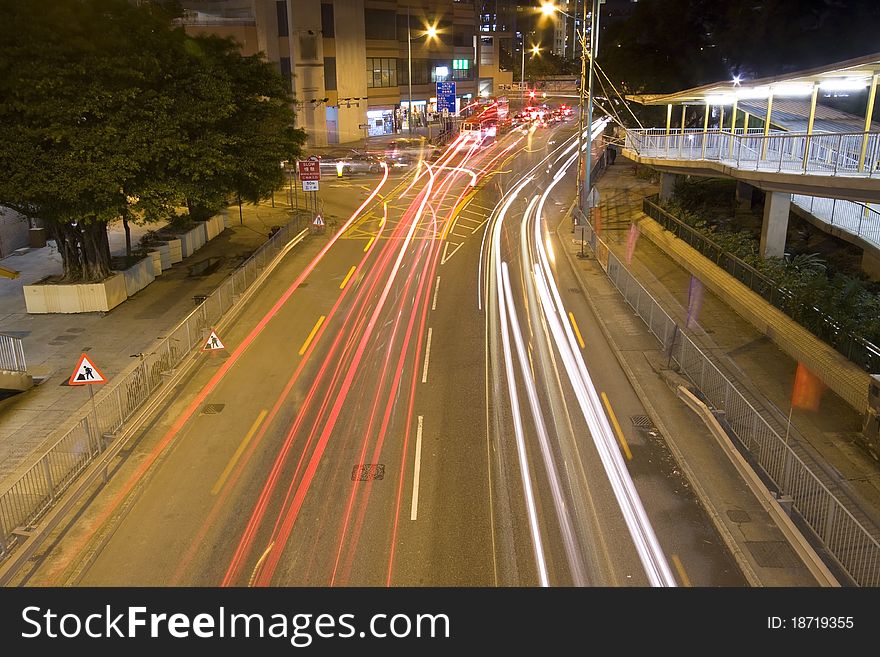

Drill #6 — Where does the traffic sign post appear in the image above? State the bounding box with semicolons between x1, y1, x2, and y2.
202;329;226;352
298;156;321;182
69;353;107;452
436;81;456;116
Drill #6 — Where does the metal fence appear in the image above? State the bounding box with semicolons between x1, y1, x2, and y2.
791;194;880;250
0;214;309;560
573;210;880;586
625;128;880;178
0;334;26;373
641;196;880;374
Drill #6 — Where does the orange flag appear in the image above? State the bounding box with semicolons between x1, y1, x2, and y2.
791;362;823;411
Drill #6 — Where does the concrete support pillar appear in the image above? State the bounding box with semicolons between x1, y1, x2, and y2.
659;172;679;202
861;250;880;280
760;192;791;258
735;181;754;210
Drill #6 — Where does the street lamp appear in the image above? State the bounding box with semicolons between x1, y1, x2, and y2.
542;1;601;220
522;43;541;107
407;10;439;135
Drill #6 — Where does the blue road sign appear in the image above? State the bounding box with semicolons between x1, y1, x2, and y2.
436;81;456;115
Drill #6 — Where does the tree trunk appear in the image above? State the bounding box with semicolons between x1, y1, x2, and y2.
80;221;112;281
48;221;83;282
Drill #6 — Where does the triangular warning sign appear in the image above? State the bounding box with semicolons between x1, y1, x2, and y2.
202;329;226;352
68;353;107;386
313;214;325;226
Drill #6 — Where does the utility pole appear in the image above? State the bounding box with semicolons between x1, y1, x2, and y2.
408;5;413;135
584;0;601;214
574;0;589;219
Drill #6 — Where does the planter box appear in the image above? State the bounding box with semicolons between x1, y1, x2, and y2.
205;214;225;240
151;243;171;270
24;273;127;314
167;238;182;264
179;224;207;258
148;250;163;276
118;256;155;297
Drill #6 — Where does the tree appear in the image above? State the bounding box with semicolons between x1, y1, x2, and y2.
525;51;574;79
0;0;305;281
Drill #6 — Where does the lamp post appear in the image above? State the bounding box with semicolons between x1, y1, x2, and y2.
521;43;540;109
406;8;438;135
542;1;600;220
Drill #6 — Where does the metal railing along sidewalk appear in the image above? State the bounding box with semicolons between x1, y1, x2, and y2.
0;334;26;373
0;213;309;562
574;207;880;586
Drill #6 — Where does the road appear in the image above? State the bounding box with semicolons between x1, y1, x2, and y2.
25;118;745;587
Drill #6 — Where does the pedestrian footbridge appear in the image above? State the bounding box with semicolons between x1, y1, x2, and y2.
622;53;880;264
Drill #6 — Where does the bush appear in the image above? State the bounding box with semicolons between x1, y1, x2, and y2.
657;193;880;345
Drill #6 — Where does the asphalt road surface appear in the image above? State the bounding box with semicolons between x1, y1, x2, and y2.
26;119;745;587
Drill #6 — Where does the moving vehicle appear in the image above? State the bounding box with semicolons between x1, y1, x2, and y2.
314;148;382;175
383;138;440;165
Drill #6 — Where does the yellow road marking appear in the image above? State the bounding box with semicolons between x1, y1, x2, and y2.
380;202;387;227
440;188;479;241
364;235;375;252
339;265;356;289
568;311;586;349
299;315;326;356
211;409;268;495
600;392;633;461
671;554;692;587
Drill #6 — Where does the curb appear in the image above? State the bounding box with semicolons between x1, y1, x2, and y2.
554;202;763;587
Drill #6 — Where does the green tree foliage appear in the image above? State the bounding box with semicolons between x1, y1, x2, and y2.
714;0;880;78
525;51;575;79
0;0;305;282
660;182;880;346
599;0;727;96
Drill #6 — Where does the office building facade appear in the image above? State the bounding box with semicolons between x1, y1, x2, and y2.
178;1;494;146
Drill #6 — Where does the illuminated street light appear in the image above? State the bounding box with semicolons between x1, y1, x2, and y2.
540;1;557;17
406;12;440;135
522;43;540;107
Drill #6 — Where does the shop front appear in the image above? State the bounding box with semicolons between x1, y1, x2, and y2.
399;100;428;130
366;107;396;136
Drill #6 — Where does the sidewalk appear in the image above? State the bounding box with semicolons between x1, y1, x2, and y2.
0;184;372;483
559;227;820;585
584;160;880;528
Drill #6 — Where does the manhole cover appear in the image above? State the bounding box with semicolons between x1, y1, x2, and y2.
745;541;801;568
631;415;653;430
201;403;225;415
351;464;385;481
727;509;751;524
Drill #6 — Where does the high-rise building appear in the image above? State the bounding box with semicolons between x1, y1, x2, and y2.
177;1;487;146
477;0;515;96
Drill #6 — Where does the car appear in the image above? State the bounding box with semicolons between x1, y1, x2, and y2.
313;148;382;175
383;138;440;165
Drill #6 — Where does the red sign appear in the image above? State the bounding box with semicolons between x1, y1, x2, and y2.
298;157;321;182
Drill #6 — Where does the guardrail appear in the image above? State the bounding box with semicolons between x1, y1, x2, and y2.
575;208;880;586
0;334;26;373
625;128;880;178
791;194;880;250
0;213;309;562
641;196;880;374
